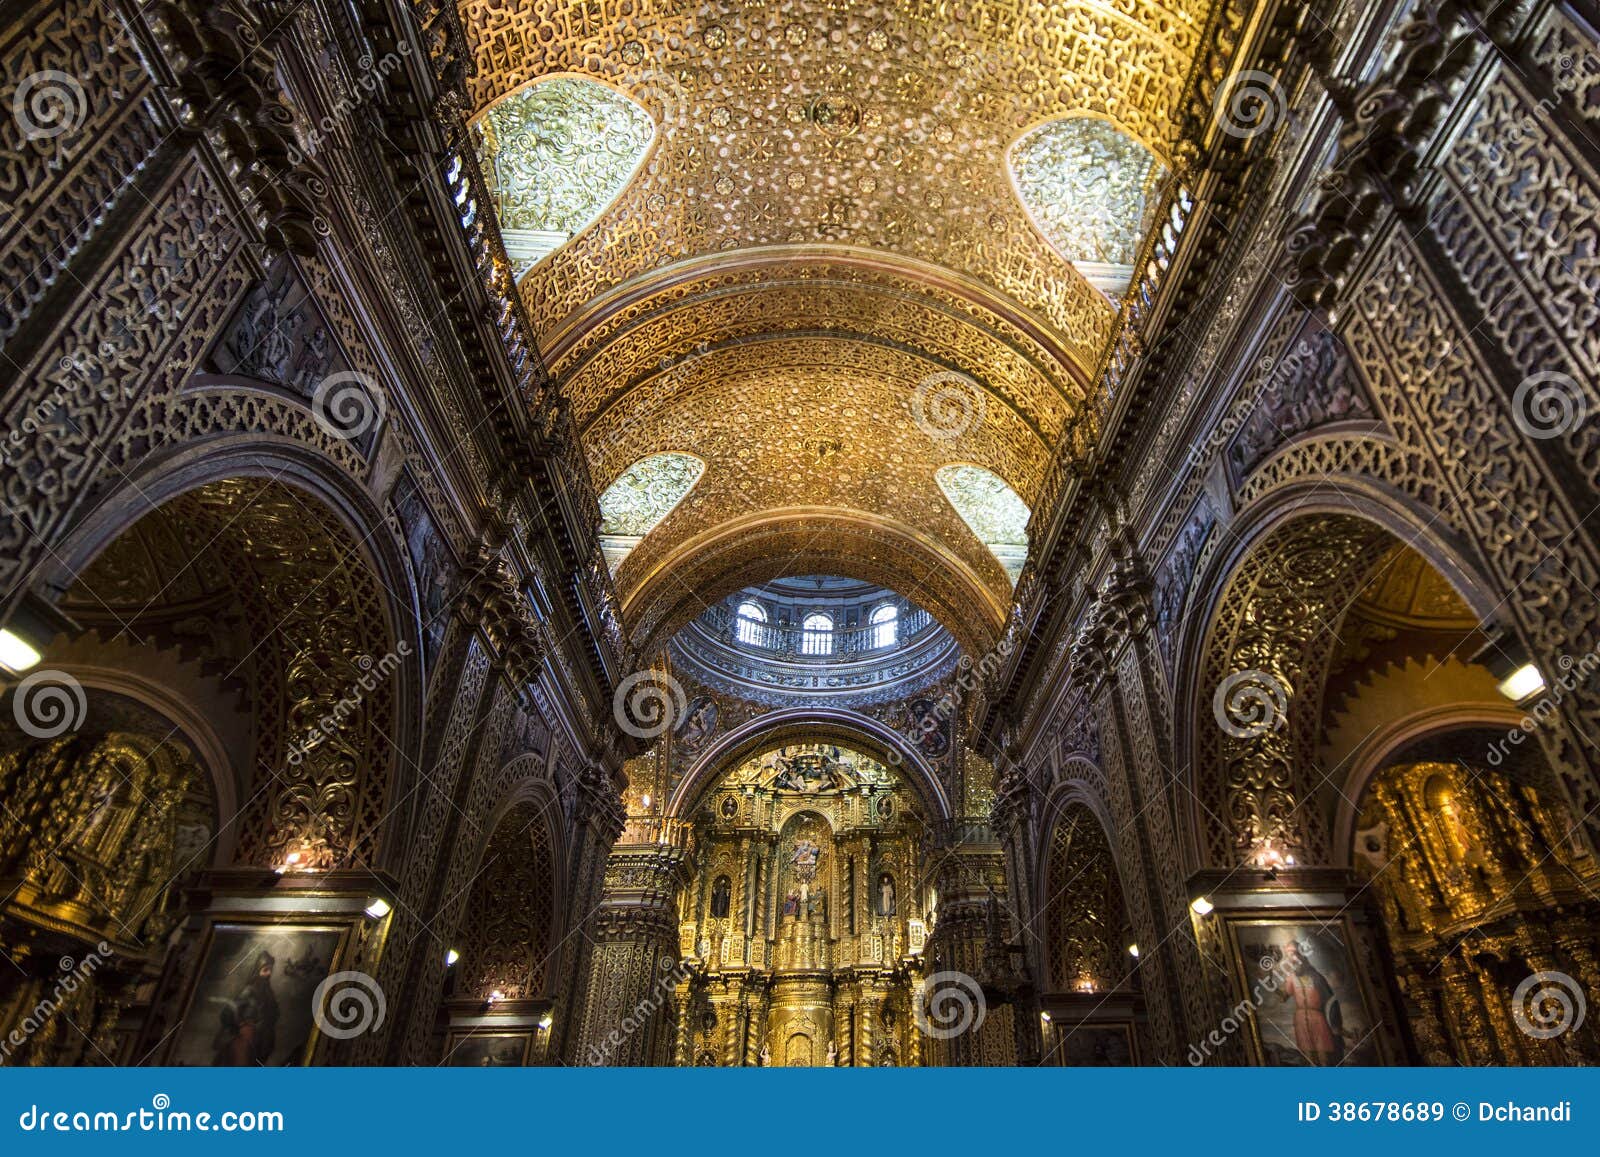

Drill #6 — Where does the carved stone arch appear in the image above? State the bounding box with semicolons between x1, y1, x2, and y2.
33;443;426;875
666;706;953;822
454;781;565;1002
1177;490;1501;872
1332;705;1542;867
1036;795;1130;995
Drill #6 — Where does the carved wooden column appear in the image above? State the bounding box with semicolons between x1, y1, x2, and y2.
570;839;690;1065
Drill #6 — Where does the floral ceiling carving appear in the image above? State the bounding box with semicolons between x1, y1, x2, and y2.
459;0;1215;640
598;451;705;572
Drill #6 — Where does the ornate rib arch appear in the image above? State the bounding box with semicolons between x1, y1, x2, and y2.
667;706;953;821
621;507;1008;661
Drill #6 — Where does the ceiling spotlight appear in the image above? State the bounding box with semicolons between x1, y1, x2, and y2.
0;628;42;673
1190;896;1215;917
1497;663;1545;703
364;897;393;919
445;948;459;967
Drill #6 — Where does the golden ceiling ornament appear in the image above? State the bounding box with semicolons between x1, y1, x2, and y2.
456;0;1219;633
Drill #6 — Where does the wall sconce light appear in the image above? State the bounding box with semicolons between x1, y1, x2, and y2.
486;990;505;1007
538;1013;554;1030
1250;840;1295;878
275;850;304;876
445;948;459;967
0;628;42;673
1190;896;1215;916
1039;1011;1052;1023
0;595;74;675
364;897;392;919
1474;634;1546;703
1497;663;1546;703
640;793;652;809
1127;943;1140;959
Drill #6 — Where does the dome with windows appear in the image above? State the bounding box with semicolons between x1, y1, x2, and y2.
669;575;958;706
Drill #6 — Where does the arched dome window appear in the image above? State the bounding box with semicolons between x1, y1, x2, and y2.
597;452;704;574
1008;116;1168;298
935;464;1030;585
801;612;834;656
735;600;767;646
870;603;898;649
472;77;655;277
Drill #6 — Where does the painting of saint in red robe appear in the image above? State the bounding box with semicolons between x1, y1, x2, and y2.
1235;921;1380;1066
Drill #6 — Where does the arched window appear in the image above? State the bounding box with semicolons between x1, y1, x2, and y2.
1009;116;1168;298
735;601;766;646
472;77;655;277
801;612;834;655
597;452;705;574
935;464;1031;585
870;603;898;649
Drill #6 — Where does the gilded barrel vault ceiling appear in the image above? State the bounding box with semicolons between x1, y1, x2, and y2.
458;0;1212;639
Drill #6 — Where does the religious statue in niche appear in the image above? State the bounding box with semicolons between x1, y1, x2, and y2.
674;696;719;749
877;872;897;916
781;828;827;918
720;795;738;819
710;874;731;918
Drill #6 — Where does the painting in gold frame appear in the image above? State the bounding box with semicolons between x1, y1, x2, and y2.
167;919;354;1066
1056;1022;1136;1066
444;1031;532;1066
1225;914;1383;1066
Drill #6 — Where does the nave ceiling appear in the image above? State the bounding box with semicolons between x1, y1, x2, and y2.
456;0;1214;645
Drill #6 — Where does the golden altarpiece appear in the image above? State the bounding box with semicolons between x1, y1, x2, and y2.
672;744;929;1067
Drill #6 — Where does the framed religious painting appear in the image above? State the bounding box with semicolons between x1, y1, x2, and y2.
443;1031;532;1067
167;919;355;1066
1225;914;1384;1066
1056;1023;1137;1066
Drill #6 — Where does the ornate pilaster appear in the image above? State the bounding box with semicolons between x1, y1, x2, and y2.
571;837;690;1066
